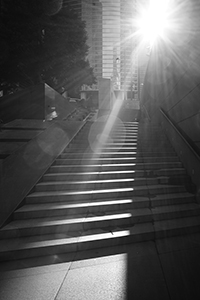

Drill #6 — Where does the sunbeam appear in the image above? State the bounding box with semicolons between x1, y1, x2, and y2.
136;0;171;47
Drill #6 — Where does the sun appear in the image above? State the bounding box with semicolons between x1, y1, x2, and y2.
136;0;171;46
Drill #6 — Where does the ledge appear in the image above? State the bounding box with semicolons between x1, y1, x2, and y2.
0;120;85;227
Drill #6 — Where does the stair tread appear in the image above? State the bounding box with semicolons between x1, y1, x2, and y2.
2;209;151;230
59;158;179;164
4;203;199;231
37;177;164;186
53;162;182;167
40;175;190;186
63;152;177;156
38;178;139;184
154;215;200;230
15;193;195;220
44;170;143;176
27;187;134;197
1;119;199;261
15;199;135;213
27;184;185;197
152;203;200;213
1;216;200;253
46;168;185;175
150;192;194;200
0;225;153;253
17;196;197;213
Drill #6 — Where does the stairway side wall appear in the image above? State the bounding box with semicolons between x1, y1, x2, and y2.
141;0;200;198
142;0;200;152
0;83;76;124
143;53;200;200
0;121;85;228
44;84;75;120
0;84;45;124
143;56;200;149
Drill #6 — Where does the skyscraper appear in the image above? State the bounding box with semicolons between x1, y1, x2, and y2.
65;0;139;98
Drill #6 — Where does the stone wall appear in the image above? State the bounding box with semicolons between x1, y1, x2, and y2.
0;84;45;123
142;0;200;153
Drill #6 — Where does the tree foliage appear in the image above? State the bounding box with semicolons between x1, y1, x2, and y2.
0;0;96;96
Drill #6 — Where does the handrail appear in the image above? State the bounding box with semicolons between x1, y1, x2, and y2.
160;107;200;162
141;104;151;122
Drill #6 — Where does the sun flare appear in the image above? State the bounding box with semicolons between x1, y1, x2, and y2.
136;0;171;46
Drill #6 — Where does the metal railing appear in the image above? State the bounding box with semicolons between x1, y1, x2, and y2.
160;108;200;162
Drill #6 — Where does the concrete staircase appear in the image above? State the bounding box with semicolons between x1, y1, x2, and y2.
1;120;200;262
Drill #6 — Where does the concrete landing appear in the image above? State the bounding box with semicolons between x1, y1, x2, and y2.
0;120;85;227
2;119;50;130
0;233;200;299
0;119;51;158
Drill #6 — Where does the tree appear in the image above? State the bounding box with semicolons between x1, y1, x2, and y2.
42;6;96;96
0;0;96;96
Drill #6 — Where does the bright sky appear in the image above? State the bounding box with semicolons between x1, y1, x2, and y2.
136;0;171;46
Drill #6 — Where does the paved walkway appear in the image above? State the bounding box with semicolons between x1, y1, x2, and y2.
0;232;200;300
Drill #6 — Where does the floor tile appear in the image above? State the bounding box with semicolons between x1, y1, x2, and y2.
0;260;71;280
126;254;170;300
56;245;170;300
72;241;157;269
156;233;200;254
160;247;200;300
0;270;67;300
0;252;75;273
56;259;127;300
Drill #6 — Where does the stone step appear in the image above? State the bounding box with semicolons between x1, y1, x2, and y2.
138;144;174;151
57;156;180;164
62;168;180;182
14;199;136;219
73;142;138;147
26;191;194;206
67;143;174;151
26;185;186;203
69;146;139;152
35;175;192;192
69;144;139;150
1;214;200;262
43;170;145;181
119;121;139;125
14;193;195;220
50;161;183;171
1;202;199;240
0;119;198;264
152;203;200;221
0;226;154;261
35;177;170;192
0;209;153;238
76;135;169;143
155;168;186;176
110;132;139;136
61;151;178;158
43;168;187;181
56;157;141;164
74;139;139;143
112;124;138;127
103;128;139;132
78;133;138;139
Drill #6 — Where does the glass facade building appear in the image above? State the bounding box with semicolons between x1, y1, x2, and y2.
64;0;139;96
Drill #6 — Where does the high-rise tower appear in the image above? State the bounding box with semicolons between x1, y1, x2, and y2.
64;0;140;98
99;0;138;96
